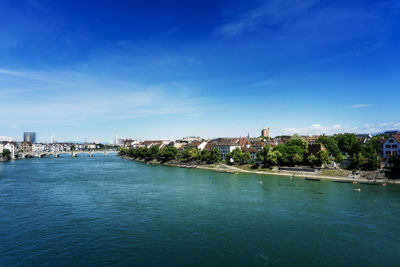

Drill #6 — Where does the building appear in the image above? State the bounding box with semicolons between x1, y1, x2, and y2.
3;142;16;159
20;141;33;152
139;140;170;148
214;140;240;160
382;133;400;159
356;134;372;144
124;139;139;148
304;135;320;143
184;140;208;150
180;136;202;142
308;143;326;156
23;132;37;143
261;128;269;138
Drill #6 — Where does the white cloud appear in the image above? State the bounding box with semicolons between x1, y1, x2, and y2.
280;122;400;136
0;68;219;126
349;104;371;108
281;124;355;136
216;0;320;36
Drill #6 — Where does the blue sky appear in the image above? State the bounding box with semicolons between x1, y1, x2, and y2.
1;0;399;143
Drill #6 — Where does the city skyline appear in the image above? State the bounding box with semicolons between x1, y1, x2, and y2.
1;1;400;142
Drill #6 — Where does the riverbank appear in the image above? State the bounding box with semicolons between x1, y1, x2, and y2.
120;155;400;184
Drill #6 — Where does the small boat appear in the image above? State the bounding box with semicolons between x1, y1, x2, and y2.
333;180;351;183
305;178;320;181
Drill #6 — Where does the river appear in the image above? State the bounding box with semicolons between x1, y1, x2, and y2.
0;156;399;266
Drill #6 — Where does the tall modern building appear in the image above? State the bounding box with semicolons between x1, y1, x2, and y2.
23;132;37;143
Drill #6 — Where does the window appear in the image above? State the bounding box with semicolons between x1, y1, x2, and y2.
393;145;398;148
386;145;391;148
389;139;394;143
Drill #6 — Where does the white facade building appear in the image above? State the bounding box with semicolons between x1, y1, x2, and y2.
215;142;240;160
4;143;15;159
382;134;400;159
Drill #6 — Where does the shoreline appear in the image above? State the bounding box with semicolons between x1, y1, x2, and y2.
120;156;400;184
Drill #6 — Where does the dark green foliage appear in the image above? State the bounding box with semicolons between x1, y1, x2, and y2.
273;141;306;166
120;146;219;164
388;154;400;169
2;149;11;160
307;154;318;167
316;135;342;162
361;141;381;170
158;146;178;162
335;133;360;156
256;145;280;167
350;152;364;170
226;148;251;165
317;150;330;166
183;148;200;161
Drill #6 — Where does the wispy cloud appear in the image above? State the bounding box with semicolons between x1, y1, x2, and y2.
281;123;357;136
349;104;371;108
215;0;323;36
363;122;400;134
0;68;81;86
280;121;400;136
0;68;219;126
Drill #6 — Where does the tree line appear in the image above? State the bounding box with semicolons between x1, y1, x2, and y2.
119;133;392;171
119;146;221;164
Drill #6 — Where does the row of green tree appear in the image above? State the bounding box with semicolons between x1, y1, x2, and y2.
119;133;390;171
315;133;382;170
1;149;11;161
253;136;330;168
119;146;221;164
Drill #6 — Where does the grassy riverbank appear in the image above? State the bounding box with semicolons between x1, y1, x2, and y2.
120;155;400;184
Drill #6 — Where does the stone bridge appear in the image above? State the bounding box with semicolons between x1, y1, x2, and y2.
18;150;118;159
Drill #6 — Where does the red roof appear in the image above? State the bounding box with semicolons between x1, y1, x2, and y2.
392;133;400;143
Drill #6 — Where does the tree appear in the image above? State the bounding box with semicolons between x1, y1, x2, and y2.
242;151;251;164
227;148;251;165
316;135;342;162
208;148;221;163
158;146;178;162
71;144;76;151
200;149;211;162
256;145;270;166
361;141;381;170
256;145;280;167
149;145;160;159
274;144;289;166
183;148;200;161
388;154;400;169
293;154;303;165
2;149;11;159
335;133;360;156
317;150;330;166
307;154;318;167
350;152;364;170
